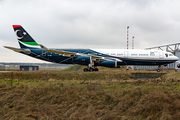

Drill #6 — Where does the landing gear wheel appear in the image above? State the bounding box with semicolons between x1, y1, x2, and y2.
157;65;161;72
94;68;99;71
84;68;88;72
90;68;93;72
126;66;129;70
83;67;99;72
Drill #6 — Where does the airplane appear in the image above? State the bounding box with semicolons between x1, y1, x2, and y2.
4;25;179;72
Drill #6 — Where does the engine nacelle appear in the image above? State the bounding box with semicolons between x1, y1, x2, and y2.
73;56;91;65
99;60;119;68
177;64;180;68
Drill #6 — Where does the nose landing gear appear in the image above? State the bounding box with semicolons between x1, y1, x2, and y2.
157;65;161;72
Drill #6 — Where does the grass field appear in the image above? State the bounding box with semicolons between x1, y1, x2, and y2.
62;65;131;71
0;71;180;119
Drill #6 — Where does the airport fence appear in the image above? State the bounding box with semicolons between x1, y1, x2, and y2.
0;66;68;71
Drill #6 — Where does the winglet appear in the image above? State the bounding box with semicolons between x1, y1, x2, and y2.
39;44;48;50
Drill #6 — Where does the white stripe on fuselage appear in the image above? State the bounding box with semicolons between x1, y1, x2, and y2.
91;49;177;60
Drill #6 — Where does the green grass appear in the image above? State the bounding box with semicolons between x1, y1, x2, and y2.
62;64;130;71
1;79;180;120
62;64;80;71
1;71;180;119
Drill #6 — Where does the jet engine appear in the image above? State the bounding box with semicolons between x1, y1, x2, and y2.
73;56;91;65
177;64;180;68
99;60;119;68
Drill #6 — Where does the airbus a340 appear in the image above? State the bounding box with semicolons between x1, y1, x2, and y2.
4;25;178;72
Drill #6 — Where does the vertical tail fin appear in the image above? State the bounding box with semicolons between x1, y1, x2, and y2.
12;25;40;48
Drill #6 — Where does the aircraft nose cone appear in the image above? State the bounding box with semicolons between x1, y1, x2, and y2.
175;56;179;61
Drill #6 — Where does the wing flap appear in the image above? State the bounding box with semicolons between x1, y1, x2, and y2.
39;44;78;57
46;49;79;57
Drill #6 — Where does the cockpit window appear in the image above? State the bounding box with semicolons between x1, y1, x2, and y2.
169;54;174;56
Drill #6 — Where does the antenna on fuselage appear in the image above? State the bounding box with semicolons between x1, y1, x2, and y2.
132;36;134;49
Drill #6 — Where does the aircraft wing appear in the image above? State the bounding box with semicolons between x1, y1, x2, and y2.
39;44;122;62
40;44;81;57
90;56;122;62
4;46;31;54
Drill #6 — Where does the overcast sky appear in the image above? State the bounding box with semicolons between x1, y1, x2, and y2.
1;0;180;63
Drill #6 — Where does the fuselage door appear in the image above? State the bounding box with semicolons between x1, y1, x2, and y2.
159;51;164;59
124;51;129;58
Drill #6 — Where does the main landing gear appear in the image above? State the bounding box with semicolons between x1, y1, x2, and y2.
83;63;99;72
83;67;99;72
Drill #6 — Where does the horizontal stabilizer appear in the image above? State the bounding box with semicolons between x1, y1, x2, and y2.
4;46;31;54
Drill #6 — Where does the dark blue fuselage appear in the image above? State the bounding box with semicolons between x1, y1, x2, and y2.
24;48;176;67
